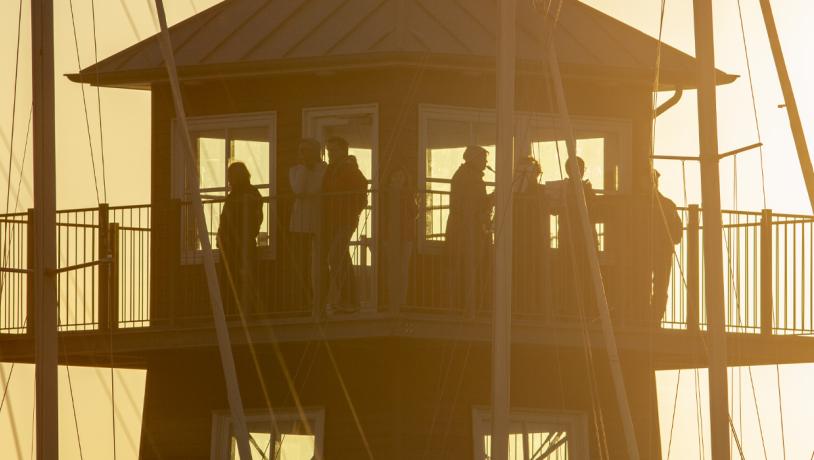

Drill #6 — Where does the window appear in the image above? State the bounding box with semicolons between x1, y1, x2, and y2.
302;104;378;307
211;408;325;460
418;105;631;250
173;112;277;260
471;407;588;460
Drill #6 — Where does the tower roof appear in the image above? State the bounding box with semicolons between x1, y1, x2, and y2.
68;0;736;90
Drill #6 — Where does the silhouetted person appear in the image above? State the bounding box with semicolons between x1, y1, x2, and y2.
217;162;263;311
446;145;493;316
289;138;328;310
322;137;368;312
553;156;596;315
383;167;417;311
512;156;547;312
650;170;682;325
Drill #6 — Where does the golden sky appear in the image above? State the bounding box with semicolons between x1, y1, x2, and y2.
1;0;813;458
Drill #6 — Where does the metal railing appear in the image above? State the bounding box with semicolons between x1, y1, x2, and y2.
3;196;814;336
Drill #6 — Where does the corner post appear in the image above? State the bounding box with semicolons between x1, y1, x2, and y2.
760;209;773;335
26;208;35;335
687;205;700;331
98;203;110;330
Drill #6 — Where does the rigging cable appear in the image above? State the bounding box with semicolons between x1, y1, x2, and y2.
68;0;103;205
736;0;768;208
91;0;109;202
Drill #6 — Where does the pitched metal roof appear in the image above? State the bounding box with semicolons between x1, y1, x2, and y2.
68;0;736;89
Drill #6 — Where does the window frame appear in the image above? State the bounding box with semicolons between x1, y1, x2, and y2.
470;406;589;460
417;104;632;252
172;111;278;263
210;407;325;460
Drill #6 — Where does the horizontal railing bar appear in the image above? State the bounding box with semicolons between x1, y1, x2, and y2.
49;257;111;274
0;267;31;274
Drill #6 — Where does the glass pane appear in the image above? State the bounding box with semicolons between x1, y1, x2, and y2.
231;433;315;460
531;138;605;191
482;431;570;460
231;127;270;186
196;132;226;191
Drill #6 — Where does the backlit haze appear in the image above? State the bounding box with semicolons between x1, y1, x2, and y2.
1;0;813;458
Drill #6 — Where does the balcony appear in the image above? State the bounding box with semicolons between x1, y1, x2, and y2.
1;193;814;365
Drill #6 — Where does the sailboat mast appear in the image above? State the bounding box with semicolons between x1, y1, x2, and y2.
492;0;515;458
758;0;814;211
692;1;730;458
31;0;59;459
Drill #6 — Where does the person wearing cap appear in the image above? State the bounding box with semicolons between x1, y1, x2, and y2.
650;169;683;326
289;138;328;309
217;161;264;311
445;145;494;316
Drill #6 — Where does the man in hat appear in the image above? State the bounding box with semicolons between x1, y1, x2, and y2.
650;169;683;325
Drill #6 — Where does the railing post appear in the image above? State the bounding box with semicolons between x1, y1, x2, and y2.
760;209;773;335
98;203;110;330
687;205;700;331
109;223;120;330
26;208;35;335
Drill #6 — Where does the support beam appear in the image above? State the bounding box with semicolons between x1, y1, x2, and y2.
31;0;59;459
759;0;814;212
692;1;730;458
492;0;515;459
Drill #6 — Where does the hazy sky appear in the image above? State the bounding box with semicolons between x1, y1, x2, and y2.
1;0;813;458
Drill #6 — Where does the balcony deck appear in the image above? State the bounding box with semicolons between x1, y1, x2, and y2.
2;195;814;368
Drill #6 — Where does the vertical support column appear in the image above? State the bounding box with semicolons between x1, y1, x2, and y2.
109;223;120;329
760;209;773;335
492;0;515;459
758;0;814;211
31;0;59;458
98;203;110;330
687;205;700;331
26;208;35;335
693;1;730;458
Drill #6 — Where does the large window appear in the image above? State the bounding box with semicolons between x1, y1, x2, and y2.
211;408;325;460
173;112;276;259
471;407;588;460
418;105;630;248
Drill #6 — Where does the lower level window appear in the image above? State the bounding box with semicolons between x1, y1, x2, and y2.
471;407;588;460
211;408;324;460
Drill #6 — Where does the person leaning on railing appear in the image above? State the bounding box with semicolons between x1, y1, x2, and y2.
650;169;682;327
217;161;263;312
322;136;368;313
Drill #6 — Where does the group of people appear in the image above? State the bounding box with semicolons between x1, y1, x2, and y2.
217;139;683;324
444;145;683;324
216;136;368;314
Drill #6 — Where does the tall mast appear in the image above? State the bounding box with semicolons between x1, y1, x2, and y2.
758;0;814;211
31;0;59;459
692;1;730;458
492;0;515;458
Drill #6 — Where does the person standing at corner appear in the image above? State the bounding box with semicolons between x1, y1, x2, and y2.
383;167;418;311
322;136;368;313
217;161;264;312
445;145;494;316
289;138;328;311
650;169;683;326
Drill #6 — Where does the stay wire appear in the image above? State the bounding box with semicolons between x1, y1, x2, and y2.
736;0;768;208
68;0;103;205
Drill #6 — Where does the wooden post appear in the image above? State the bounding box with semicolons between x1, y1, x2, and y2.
760;209;773;335
492;0;515;458
109;223;120;329
31;0;59;457
98;203;110;330
693;0;730;457
26;208;35;335
687;205;700;331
